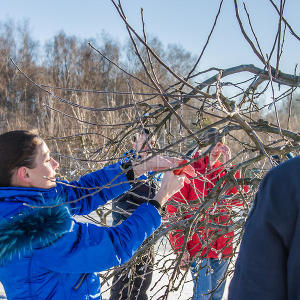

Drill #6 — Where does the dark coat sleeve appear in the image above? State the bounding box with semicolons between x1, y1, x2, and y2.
229;157;300;300
112;179;156;224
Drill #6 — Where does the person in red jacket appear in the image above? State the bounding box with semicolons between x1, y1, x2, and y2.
166;128;248;300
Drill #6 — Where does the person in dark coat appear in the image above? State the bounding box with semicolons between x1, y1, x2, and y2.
228;155;300;300
110;130;159;300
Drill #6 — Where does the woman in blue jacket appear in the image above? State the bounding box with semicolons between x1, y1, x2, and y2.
0;130;185;300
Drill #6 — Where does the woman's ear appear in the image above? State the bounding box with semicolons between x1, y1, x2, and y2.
12;166;31;186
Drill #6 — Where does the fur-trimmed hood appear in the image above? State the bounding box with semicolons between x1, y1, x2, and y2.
0;186;73;265
0;161;143;300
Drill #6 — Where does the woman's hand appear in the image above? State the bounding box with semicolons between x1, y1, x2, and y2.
210;142;231;164
133;155;182;178
133;132;152;158
153;171;185;206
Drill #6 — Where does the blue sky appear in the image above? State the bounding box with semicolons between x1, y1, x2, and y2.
1;0;299;73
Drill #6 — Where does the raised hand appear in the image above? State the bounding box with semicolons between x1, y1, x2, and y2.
133;155;183;178
133;132;152;158
154;171;185;206
211;142;231;164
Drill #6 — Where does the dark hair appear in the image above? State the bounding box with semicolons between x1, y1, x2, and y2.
200;127;225;145
0;130;42;187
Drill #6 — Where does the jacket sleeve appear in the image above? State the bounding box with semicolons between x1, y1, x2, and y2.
56;161;132;215
228;159;300;300
166;179;191;253
33;203;161;273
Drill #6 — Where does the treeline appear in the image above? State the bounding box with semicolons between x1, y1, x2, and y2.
0;20;199;172
0;20;299;175
0;20;196;130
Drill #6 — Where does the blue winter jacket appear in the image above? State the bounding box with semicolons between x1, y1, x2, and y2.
229;156;300;300
0;161;161;299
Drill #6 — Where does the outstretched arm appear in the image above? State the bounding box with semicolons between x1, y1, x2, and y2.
34;171;185;273
58;156;183;215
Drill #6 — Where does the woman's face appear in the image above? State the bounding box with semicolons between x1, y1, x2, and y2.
27;142;59;189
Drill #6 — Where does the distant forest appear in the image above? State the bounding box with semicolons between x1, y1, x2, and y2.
0;20;197;131
0;19;299;175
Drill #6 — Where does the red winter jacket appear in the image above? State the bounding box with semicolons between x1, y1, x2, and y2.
166;152;249;259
